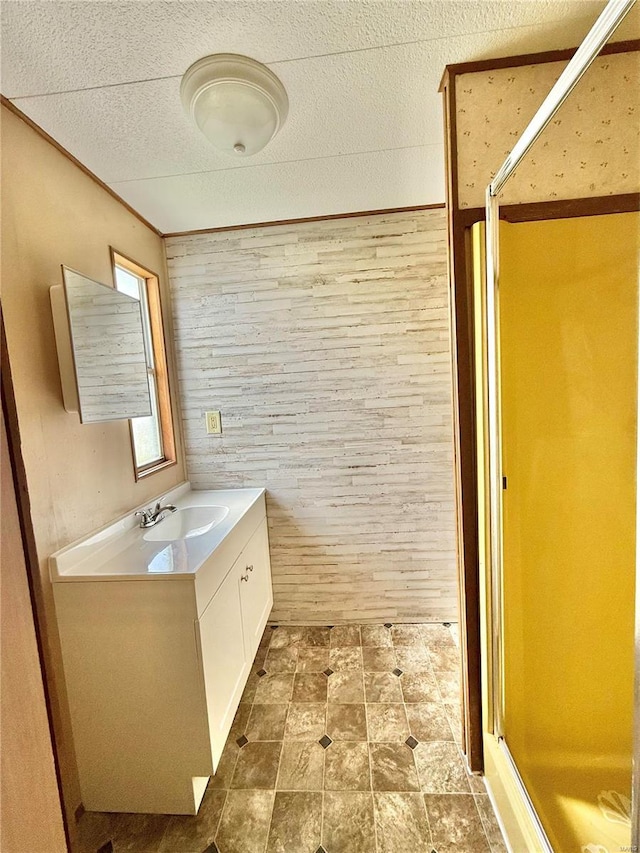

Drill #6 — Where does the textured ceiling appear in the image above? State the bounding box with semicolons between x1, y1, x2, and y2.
2;0;637;232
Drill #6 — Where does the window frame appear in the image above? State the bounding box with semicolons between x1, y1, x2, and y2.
110;248;177;481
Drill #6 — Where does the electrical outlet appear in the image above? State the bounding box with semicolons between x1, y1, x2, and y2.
205;411;222;435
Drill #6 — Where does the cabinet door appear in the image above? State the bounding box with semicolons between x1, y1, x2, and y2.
238;520;273;663
197;566;248;770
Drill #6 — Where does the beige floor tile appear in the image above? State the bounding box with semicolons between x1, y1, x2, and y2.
429;644;461;674
406;702;453;742
475;793;508;852
366;703;409;742
254;644;268;668
374;792;432;853
424;793;491;852
445;701;463;744
231;742;282;789
327;671;365;703
110;813;171;852
329;646;363;671
266;791;322;853
420;623;456;648
228;703;251;740
76;811;114;853
324;742;371;791
364;672;403;703
100;621;471;853
322;791;376;853
254;673;294;704
292;673;328;702
246;704;289;741
159;787;227;851
467;768;488;794
276;742;324;791
362;646;397;672
326;703;368;741
330;625;362;647
296;647;330;672
361;624;393;647
264;646;298;672
369;743;420;792
300;626;331;647
395;646;432;672
260;625;274;647
413;741;470;793
435;669;462;704
269;626;305;649
400;671;439;703
215;790;275;853
209;739;239;790
240;668;262;704
284;703;326;741
390;624;424;646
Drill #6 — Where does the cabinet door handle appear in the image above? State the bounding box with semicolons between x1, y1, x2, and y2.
241;573;249;582
246;564;254;572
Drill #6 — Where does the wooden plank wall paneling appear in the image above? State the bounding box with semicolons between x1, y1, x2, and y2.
165;209;457;623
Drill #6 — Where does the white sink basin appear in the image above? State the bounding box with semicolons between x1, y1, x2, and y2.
143;506;229;542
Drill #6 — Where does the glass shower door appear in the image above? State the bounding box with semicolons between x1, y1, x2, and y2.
495;211;638;852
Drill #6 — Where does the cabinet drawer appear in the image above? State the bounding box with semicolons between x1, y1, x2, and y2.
194;494;266;618
238;519;273;663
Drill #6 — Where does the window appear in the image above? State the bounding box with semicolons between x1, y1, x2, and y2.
111;249;176;479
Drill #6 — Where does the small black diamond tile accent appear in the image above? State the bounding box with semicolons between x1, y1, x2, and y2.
257;669;267;677
236;735;249;748
392;668;403;677
405;736;419;750
319;735;332;749
316;847;327;853
97;843;113;853
443;622;451;627
323;668;334;677
203;843;220;853
384;622;392;628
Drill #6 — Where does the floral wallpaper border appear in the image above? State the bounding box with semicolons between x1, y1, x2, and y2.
455;51;640;208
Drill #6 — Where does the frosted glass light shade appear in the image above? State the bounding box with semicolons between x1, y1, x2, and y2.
181;54;288;156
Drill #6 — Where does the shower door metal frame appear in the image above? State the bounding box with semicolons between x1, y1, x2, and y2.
482;0;639;846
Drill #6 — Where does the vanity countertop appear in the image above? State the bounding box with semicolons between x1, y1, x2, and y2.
49;483;265;582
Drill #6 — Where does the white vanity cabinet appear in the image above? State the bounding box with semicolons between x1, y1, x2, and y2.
51;488;272;816
198;518;272;768
237;519;273;659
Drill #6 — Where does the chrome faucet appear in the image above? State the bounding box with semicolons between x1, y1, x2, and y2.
135;502;178;528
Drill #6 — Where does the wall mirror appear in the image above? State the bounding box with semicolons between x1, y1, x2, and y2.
50;266;152;423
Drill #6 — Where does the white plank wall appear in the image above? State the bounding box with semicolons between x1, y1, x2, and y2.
165;209;457;623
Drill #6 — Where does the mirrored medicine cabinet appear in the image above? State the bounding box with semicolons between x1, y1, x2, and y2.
50;266;152;423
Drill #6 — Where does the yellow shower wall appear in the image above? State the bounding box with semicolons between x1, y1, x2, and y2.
499;212;638;845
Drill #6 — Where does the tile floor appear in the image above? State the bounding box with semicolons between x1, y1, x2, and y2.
79;622;507;853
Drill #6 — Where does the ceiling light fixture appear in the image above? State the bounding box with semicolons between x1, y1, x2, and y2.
180;54;289;157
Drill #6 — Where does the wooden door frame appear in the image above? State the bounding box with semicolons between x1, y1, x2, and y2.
440;37;640;772
1;309;71;848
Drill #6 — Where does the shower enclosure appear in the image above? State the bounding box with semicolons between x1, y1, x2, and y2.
475;1;640;849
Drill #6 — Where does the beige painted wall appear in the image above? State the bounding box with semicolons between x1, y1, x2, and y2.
454;49;640;208
0;105;186;824
166;209;457;624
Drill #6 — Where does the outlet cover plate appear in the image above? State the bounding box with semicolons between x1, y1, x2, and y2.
205;411;222;435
